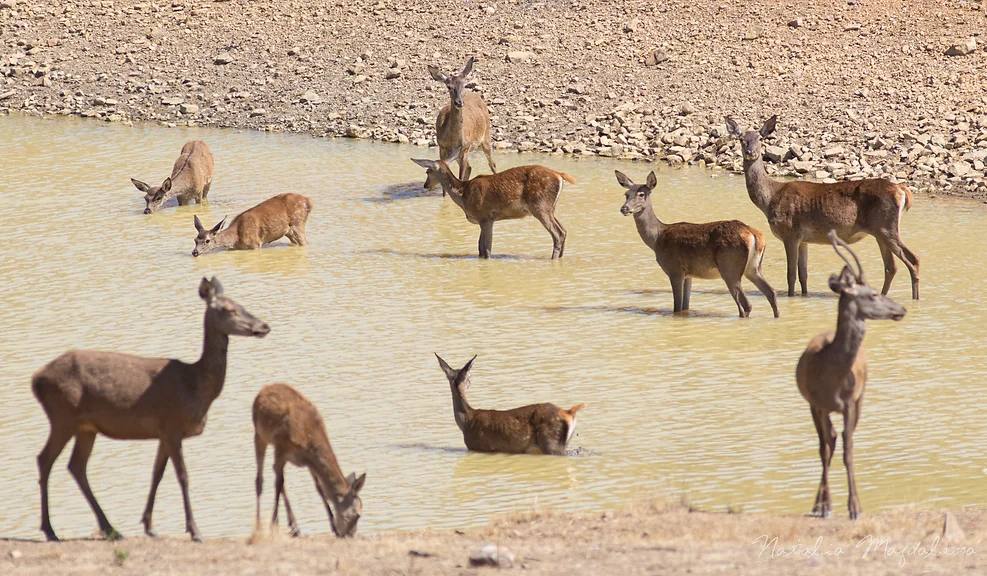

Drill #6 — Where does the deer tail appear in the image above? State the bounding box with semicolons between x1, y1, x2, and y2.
900;185;913;212
556;171;576;184
565;403;586;416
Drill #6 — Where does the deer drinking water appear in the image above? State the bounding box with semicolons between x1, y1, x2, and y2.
797;231;906;520
615;170;779;318
726;115;920;300
411;158;572;259
32;277;270;541
427;56;497;188
192;192;312;256
435;354;585;455
253;384;366;538
132;140;214;214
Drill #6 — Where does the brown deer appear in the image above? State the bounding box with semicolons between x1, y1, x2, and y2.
32;277;270;542
616;170;779;318
435;354;585;455
132;140;214;214
411;159;572;259
253;383;366;538
427;56;496;189
726;115;920;300
797;231;906;520
192;193;312;257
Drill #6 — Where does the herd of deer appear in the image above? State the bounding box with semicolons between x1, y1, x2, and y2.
30;57;921;544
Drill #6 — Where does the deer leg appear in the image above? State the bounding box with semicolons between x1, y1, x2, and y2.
552;216;567;258
844;400;862;520
534;211;563;259
883;234;920;300
68;431;120;540
290;223;307;246
718;260;750;317
272;455;300;537
681;278;692;310
201;181;211;200
309;470;338;535
254;433;266;530
745;267;780;318
163;437;201;542
482;138;497;173
478;221;494;259
38;425;74;542
141;441;169;537
458;149;472;181
876;238;897;297
784;239;799;297
810;407;836;518
797;242;809;296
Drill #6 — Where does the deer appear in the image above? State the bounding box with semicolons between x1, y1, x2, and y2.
797;230;906;520
725;115;920;300
427;56;496;192
132;140;215;214
192;192;312;257
411;158;572;259
252;383;366;538
615;170;780;318
435;354;586;455
32;277;270;542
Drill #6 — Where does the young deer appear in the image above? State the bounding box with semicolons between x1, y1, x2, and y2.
435;354;585;455
797;231;906;520
427;56;496;188
192;193;312;257
253;383;366;538
132;140;215;214
411;159;572;259
726;115;920;300
32;277;270;542
616;170;779;318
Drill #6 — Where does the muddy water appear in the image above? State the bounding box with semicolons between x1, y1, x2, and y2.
0;113;984;540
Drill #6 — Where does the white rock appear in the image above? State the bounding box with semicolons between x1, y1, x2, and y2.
469;544;514;568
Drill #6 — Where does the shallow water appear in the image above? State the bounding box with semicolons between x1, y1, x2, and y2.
0;113;984;540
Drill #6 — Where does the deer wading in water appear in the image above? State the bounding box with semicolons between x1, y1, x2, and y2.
132;140;214;214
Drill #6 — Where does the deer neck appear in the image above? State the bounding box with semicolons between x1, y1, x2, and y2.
444;104;465;139
193;312;229;401
212;226;239;250
310;441;349;501
450;382;474;432
742;156;775;212
827;297;866;371
633;201;665;250
441;176;467;210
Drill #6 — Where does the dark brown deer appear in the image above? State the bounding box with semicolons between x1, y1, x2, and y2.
132;140;214;214
32;277;270;542
726;115;920;300
616;170;779;318
797;231;906;520
411;159;572;259
427;56;496;189
435;354;585;455
253;383;366;538
192;193;312;256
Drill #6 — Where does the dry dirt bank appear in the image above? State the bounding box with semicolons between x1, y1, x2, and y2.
1;1;986;198
1;503;984;575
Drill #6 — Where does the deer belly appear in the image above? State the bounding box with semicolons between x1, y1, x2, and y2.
85;417;160;440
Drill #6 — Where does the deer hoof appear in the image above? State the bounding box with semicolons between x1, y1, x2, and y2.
104;528;124;541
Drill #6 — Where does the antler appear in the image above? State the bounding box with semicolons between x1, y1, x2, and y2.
827;230;864;281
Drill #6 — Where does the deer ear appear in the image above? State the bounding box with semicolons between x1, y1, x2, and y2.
160;177;172;193
759;115;777;137
461;56;476;78
209;276;224;296
828;266;856;294
350;472;367;494
194;214;205;233
210;216;226;234
725;116;742;137
427;65;447;83
614;170;634;189
458;354;477;381
199;277;215;301
435;353;458;381
463;164;472;180
411;158;437;171
131;178;150;193
646;171;658;190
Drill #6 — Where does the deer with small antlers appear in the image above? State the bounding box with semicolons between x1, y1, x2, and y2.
616;170;779;318
192;193;312;257
726;115;920;300
32;277;270;541
797;230;906;520
427;56;497;190
412;159;572;259
435;354;585;455
253;383;366;538
132;140;214;214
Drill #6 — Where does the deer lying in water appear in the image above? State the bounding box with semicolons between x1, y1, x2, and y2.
192;193;312;257
32;277;269;541
253;383;366;538
435;354;585;455
726;115;920;300
132;140;214;214
427;56;496;188
797;231;906;520
616;170;779;318
411;159;572;259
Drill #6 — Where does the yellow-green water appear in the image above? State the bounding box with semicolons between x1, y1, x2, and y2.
0;113;984;539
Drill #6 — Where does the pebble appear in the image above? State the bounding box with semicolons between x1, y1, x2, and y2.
945;38;977;56
644;49;669;67
299;90;322;104
180;103;199;114
469;544;515;568
506;51;536;63
213;52;234;65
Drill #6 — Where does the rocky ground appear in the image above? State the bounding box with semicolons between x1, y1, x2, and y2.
0;0;985;199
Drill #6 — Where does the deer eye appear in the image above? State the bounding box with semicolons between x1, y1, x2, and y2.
205;239;211;244
637;191;645;197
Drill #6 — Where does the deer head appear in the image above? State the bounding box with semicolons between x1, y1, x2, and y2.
198;277;270;337
192;214;228;257
725;115;777;162
132;177;173;214
329;472;366;538
435;353;476;432
827;231;906;321
615;170;658;216
427;56;476;109
410;157;464;204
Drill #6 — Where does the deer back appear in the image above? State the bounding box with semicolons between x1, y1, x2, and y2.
436;92;491;151
224;193;312;247
460;166;565;222
253;383;338;466
463;402;578;455
769;179;909;243
655;220;761;279
170;140;214;198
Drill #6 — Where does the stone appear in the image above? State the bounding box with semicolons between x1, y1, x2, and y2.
948;161;972;177
823;145;845;158
213;52;234;65
945;38;977;57
623;19;639;33
764;145;787;162
791;160;814;173
161;96;184;106
299;90;322;104
788;18;803;28
385;69;401;80
469;544;515;568
9;550;22;560
249;108;266;117
644;49;669;66
180;103;199;114
942;511;966;543
679;102;696;115
506;51;535;63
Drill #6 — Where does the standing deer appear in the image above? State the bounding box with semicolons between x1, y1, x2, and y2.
32;277;270;542
132;140;215;214
726;115;920;300
797;231;906;520
411;159;572;259
253;383;366;538
435;354;586;455
427;56;496;190
615;170;779;318
192;193;312;256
